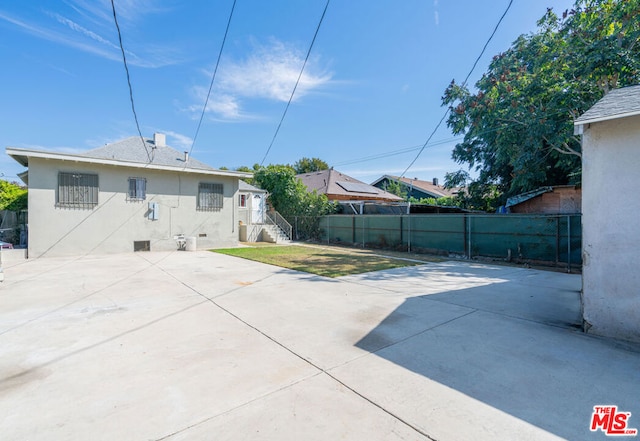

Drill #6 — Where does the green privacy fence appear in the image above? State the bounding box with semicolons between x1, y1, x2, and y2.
318;214;582;268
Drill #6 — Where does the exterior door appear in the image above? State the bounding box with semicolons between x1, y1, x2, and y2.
252;194;264;224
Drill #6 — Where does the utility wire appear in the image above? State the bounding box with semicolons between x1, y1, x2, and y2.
400;0;514;178
110;0;151;162
259;0;331;166
333;106;569;168
187;0;237;164
333;137;463;167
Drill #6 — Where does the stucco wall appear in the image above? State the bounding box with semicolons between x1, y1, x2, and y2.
581;114;640;343
238;192;250;226
27;158;239;257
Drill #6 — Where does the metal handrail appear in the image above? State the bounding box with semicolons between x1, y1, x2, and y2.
266;211;292;241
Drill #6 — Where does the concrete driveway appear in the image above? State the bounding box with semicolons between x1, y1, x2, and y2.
1;251;638;440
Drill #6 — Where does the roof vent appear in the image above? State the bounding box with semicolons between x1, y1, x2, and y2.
153;133;166;147
433;178;439;186
184;151;189;163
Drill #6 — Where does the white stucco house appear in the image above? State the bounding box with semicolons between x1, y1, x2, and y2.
6;133;251;258
575;85;640;343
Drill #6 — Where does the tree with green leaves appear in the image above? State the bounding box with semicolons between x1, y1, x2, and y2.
442;0;640;211
383;180;407;200
292;157;329;174
254;164;336;239
0;180;27;212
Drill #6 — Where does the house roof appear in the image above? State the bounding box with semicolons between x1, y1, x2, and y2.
238;180;266;193
575;85;640;126
505;187;553;208
296;169;403;202
370;175;458;198
83;136;215;170
6;135;251;180
505;185;581;208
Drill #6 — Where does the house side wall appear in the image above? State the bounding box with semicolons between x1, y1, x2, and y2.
27;158;239;257
582;114;640;343
238;192;250;225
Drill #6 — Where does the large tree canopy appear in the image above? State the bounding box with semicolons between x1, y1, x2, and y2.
443;0;640;210
292;157;329;174
0;180;27;212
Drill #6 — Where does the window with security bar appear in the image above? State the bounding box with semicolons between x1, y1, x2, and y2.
57;172;99;209
127;177;146;201
197;183;223;211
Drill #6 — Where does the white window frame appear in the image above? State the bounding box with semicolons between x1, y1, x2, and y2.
239;193;247;208
127;177;147;201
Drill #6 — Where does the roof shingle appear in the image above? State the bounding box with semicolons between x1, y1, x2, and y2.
575;85;640;125
84;136;215;170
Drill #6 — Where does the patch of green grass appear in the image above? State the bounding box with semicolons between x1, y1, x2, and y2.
213;245;422;277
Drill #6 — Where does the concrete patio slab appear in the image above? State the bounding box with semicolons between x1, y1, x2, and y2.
1;250;638;441
166;373;431;441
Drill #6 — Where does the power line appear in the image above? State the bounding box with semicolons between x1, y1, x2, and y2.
333;106;569;168
333;137;463;167
400;0;514;178
187;0;237;163
110;0;151;162
259;0;331;166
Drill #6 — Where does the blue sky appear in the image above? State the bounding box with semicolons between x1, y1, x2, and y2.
0;0;576;185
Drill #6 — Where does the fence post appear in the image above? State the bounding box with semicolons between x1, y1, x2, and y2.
467;215;472;259
352;215;356;243
408;214;411;253
567;215;571;273
556;216;560;265
327;216;330;244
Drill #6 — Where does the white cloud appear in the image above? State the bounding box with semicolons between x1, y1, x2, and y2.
191;39;334;121
53;13;122;52
0;10;120;62
19;144;87;154
0;4;181;68
162;131;193;150
64;0;166;25
434;0;440;26
220;40;332;102
188;87;246;121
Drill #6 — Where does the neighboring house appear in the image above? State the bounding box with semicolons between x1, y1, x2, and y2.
574;85;640;343
237;180;267;226
297;169;403;202
7;133;251;257
237;180;274;242
505;185;582;214
371;175;458;200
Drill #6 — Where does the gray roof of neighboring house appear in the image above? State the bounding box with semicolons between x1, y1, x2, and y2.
370;175;459;198
296;169;403;202
575;85;640;125
238;180;265;192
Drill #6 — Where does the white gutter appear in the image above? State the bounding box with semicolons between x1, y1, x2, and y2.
6;147;252;179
